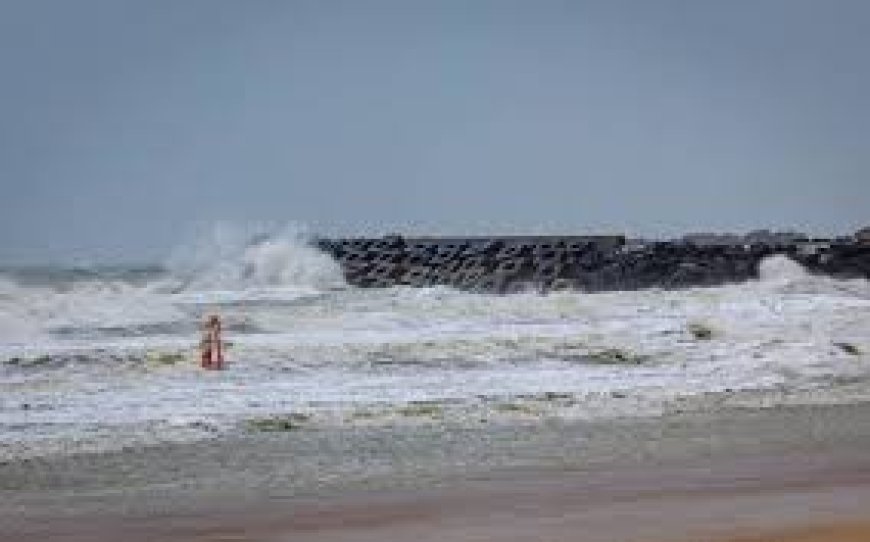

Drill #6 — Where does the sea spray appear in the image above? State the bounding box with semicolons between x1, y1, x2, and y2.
164;222;346;292
0;223;347;343
1;248;869;459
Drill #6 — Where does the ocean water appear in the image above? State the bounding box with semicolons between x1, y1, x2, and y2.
2;228;869;458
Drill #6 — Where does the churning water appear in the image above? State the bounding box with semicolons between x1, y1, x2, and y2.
2;226;869;458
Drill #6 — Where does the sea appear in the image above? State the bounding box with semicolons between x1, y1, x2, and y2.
2;226;869;459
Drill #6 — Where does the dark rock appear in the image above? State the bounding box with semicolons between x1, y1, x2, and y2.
315;233;870;293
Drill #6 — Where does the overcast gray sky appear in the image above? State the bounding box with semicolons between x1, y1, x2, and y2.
1;0;868;264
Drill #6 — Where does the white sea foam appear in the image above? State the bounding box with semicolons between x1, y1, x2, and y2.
0;224;345;344
164;222;345;293
1;237;869;458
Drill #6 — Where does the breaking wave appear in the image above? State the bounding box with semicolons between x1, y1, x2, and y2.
758;254;870;299
162;222;345;293
0;223;346;342
2;236;870;458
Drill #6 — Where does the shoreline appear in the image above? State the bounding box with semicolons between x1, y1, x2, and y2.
3;401;870;540
722;523;870;542
3;451;869;541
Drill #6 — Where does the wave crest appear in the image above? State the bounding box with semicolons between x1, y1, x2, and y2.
164;223;346;292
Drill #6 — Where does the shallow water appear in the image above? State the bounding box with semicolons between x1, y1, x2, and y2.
1;230;869;457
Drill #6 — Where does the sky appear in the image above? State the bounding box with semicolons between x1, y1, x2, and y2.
0;0;868;264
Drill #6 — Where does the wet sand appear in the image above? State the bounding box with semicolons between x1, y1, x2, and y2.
2;401;870;541
723;523;870;542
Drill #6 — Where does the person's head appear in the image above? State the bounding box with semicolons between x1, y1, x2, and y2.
207;314;220;327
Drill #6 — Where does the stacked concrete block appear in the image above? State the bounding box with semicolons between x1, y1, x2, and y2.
312;232;870;294
398;265;434;287
472;273;513;294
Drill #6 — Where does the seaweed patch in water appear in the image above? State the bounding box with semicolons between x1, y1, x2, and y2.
494;402;539;415
834;342;862;356
584;348;649;365
5;354;53;367
147;352;187;366
397;402;443;418
687;322;715;340
247;413;311;432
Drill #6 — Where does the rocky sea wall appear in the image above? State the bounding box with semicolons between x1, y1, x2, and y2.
313;232;870;293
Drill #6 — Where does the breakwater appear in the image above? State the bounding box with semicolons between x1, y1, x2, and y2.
314;232;870;293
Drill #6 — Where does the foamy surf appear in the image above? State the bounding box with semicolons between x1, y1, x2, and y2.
1;226;869;459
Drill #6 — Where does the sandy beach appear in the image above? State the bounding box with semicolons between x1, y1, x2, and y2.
3;400;869;541
2;245;869;541
4;0;870;538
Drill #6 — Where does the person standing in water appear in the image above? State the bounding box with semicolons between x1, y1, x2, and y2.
200;314;224;370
